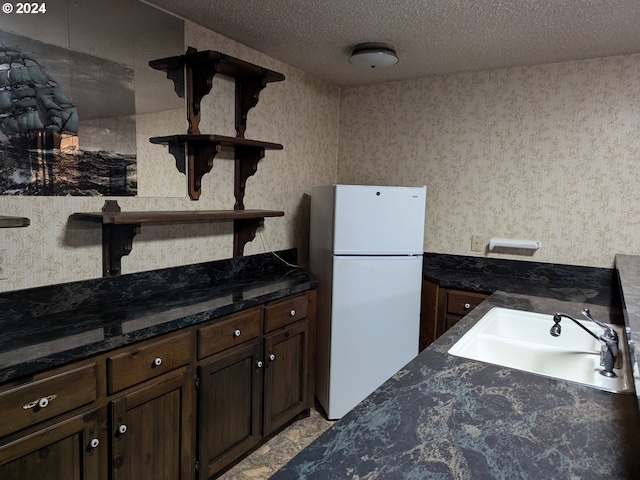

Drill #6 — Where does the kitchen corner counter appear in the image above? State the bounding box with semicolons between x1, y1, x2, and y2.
422;253;620;307
0;250;316;384
273;291;640;479
614;254;640;410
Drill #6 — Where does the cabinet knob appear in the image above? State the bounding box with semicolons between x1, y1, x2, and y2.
464;303;471;310
233;329;241;338
89;438;100;449
117;424;128;435
153;357;163;367
256;360;263;368
289;309;296;317
269;353;276;362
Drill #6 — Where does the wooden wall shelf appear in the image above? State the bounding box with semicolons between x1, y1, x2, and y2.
149;48;285;137
149;134;283;204
148;48;285;203
0;215;30;228
71;201;284;277
122;48;287;277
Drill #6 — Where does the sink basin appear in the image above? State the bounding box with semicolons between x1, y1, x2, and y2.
448;307;634;393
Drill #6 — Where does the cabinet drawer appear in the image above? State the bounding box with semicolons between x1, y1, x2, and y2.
0;363;97;438
446;290;488;316
198;307;262;359
264;293;308;332
107;331;191;394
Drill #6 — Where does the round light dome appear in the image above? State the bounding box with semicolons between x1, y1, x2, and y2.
349;43;398;69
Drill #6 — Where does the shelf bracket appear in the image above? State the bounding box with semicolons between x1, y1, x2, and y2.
188;142;221;201
160;139;222;201
101;201;140;277
164;65;185;100
234;146;265;210
187;62;220;134
167;139;186;174
233;217;264;257
235;76;267;138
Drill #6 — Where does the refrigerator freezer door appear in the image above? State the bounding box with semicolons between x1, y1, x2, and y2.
323;255;422;419
333;185;426;255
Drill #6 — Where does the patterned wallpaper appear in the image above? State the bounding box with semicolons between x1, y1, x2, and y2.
337;54;640;268
1;22;637;292
0;21;339;292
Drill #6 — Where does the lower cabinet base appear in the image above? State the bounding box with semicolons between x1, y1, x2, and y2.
209;407;312;479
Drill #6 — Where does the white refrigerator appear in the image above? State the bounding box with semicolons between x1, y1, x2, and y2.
309;184;426;419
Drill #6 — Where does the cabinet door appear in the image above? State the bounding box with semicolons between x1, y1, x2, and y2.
110;370;192;480
198;339;262;479
0;410;102;480
263;319;309;436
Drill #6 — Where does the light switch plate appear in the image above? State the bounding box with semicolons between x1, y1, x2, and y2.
471;236;483;252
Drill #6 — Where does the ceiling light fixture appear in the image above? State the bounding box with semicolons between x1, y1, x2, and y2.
349;42;398;69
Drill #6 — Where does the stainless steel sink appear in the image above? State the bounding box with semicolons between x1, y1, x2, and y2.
448;307;634;393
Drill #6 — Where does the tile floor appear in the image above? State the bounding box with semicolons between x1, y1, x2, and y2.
220;405;335;479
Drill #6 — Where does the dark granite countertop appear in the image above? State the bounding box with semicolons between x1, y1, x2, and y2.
0;250;316;384
615;254;640;410
274;291;640;479
422;253;620;307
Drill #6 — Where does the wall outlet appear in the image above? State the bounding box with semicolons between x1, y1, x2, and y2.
471;236;483;252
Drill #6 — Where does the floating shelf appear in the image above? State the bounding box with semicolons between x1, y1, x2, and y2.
71;201;284;277
149;48;285;137
149;134;283;204
0;215;30;228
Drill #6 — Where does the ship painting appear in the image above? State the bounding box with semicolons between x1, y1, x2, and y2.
0;40;136;196
0;44;79;154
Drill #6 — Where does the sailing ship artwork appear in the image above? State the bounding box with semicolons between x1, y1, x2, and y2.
0;41;137;196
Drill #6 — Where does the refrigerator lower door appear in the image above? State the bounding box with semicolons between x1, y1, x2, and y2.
323;255;422;419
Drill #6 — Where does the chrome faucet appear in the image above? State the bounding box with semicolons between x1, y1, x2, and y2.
549;308;620;378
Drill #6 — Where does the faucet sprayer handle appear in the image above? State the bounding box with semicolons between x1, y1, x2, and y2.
581;308;611;332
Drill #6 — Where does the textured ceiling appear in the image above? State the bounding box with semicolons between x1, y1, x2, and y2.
145;0;640;87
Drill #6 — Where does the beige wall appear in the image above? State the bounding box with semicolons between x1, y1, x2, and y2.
0;21;339;292
337;54;640;268
2;24;638;292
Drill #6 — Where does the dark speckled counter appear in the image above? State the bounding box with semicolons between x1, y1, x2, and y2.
273;255;640;479
615;254;640;411
423;253;620;306
0;249;316;384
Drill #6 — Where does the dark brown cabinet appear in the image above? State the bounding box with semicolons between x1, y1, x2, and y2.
420;280;488;350
110;370;193;480
0;289;316;480
196;291;315;479
263;319;310;435
0;410;101;480
198;340;263;478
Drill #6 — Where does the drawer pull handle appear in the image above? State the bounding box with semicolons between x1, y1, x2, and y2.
289;309;296;317
269;353;276;362
464;303;471;310
23;394;57;410
117;424;128;436
153;357;163;367
89;438;100;449
256;360;263;368
233;329;241;338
